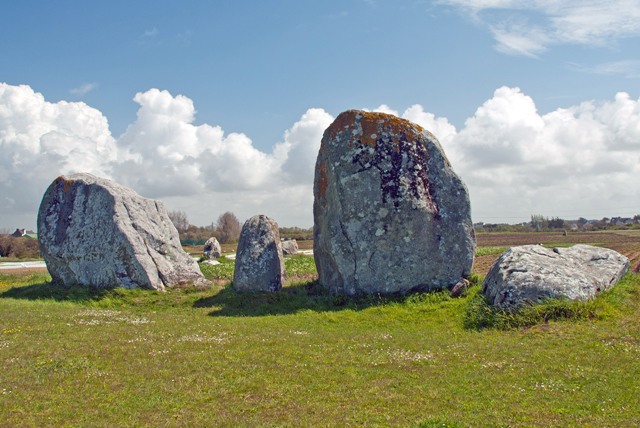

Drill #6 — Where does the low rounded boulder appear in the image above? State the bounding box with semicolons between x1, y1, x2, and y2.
483;244;629;310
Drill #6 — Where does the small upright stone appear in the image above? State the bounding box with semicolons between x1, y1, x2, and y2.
37;173;207;291
203;237;222;259
233;215;285;292
313;110;475;295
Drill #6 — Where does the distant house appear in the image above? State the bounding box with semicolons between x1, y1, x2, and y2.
10;228;26;237
610;217;634;226
10;228;37;239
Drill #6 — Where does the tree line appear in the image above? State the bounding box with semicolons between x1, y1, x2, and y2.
477;214;640;233
168;211;314;245
168;211;242;245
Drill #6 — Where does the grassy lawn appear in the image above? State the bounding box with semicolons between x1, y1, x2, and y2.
1;254;639;427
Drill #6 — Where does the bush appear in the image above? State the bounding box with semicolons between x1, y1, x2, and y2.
279;226;313;241
0;235;40;259
181;225;214;246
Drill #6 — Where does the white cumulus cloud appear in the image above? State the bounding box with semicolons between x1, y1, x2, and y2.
401;104;458;146
274;108;334;183
369;86;640;221
449;86;640;221
0;83;333;228
113;88;331;199
1;82;639;229
0;83;116;227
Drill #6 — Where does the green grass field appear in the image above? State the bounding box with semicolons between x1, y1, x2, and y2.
1;254;639;427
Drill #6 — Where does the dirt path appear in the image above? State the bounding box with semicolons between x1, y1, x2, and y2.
0;267;49;276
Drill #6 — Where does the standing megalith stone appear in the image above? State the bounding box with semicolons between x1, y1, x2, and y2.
203;237;222;259
313;110;475;295
233;215;285;292
37;173;208;291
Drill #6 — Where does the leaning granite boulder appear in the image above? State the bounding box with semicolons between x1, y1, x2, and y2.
37;173;208;291
313;110;475;295
233;215;285;292
281;239;299;256
203;237;222;259
483;244;629;310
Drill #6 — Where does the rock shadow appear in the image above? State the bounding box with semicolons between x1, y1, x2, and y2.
0;281;111;303
193;280;422;317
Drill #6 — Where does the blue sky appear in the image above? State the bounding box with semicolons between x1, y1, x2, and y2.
2;0;640;229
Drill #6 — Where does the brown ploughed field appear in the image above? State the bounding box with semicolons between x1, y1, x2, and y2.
474;230;640;275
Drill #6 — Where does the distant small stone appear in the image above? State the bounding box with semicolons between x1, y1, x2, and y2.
281;239;299;255
483;244;629;310
203;237;222;259
233;215;285;292
202;259;221;266
37;173;208;291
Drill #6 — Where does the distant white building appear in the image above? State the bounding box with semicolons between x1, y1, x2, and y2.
10;228;37;238
10;228;27;237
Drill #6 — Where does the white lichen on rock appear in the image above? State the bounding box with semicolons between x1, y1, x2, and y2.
313;110;475;295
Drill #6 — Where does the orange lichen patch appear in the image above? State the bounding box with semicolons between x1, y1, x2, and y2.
316;161;328;204
56;176;75;193
359;116;379;148
324;110;360;143
325;110;427;150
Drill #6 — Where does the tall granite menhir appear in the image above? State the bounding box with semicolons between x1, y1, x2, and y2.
38;173;207;291
313;110;475;295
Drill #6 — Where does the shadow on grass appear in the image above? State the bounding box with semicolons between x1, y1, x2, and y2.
0;281;111;303
193;280;419;317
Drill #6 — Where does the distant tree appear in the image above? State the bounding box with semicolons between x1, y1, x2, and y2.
168;210;189;234
181;224;212;245
215;212;241;244
600;217;611;227
548;217;565;229
530;214;548;231
279;226;314;241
